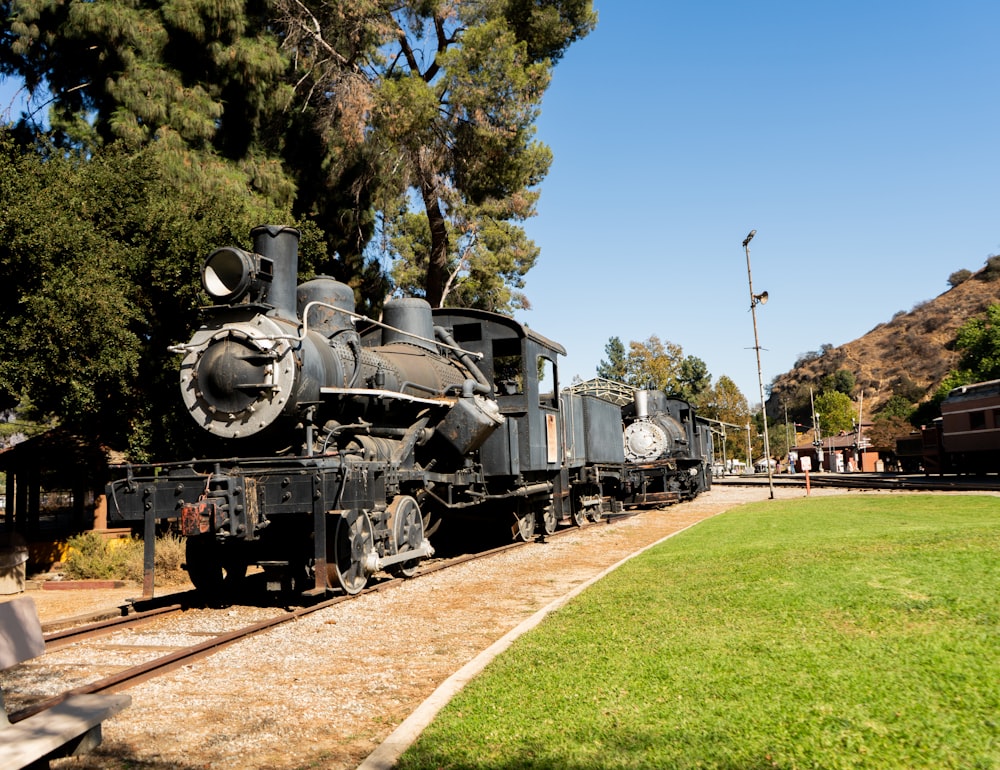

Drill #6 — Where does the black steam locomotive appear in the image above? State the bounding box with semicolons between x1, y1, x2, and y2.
620;390;714;505
106;226;711;600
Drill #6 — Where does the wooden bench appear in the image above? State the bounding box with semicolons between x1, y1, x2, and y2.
0;596;131;769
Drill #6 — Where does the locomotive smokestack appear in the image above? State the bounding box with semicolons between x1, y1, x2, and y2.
634;389;650;419
251;225;300;321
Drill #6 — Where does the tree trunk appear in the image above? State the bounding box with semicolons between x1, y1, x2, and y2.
421;183;450;307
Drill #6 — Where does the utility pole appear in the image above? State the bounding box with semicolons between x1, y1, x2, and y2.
743;230;774;499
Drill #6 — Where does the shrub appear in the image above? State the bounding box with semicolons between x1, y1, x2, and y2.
948;268;972;287
893;375;925;403
878;394;916;420
983;254;1000;281
152;532;188;584
63;531;189;584
64;532;136;580
922;314;945;333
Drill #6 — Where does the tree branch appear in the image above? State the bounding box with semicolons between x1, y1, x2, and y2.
395;25;421;73
284;0;350;67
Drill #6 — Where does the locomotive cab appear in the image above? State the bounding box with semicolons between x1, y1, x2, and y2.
430;309;567;479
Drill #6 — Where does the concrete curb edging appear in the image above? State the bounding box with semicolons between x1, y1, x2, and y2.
355;513;719;770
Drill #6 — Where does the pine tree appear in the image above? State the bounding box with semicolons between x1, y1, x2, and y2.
276;0;596;310
596;337;628;381
2;0;294;200
3;0;595;312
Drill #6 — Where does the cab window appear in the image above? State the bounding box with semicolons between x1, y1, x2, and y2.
537;355;557;408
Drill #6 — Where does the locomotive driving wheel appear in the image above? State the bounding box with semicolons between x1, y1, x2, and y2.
514;510;535;541
539;503;558;536
329;509;374;595
387;495;424;578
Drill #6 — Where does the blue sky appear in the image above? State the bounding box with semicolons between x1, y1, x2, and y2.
2;2;997;403
515;0;1000;402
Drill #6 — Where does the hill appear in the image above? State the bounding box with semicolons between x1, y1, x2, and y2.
766;267;1000;419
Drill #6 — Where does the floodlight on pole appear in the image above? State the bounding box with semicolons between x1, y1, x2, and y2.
744;229;774;500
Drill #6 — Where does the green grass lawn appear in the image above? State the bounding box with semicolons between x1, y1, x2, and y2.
397;495;1000;770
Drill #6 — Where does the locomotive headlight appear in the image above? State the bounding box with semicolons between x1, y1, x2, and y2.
202;247;273;305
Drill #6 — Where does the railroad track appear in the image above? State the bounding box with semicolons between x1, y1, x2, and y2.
714;473;1000;492
7;515;623;725
15;477;986;723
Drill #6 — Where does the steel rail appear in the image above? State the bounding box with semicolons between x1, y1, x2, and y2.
10;515;623;725
43;604;186;651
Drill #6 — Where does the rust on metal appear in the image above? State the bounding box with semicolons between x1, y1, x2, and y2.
180;501;218;536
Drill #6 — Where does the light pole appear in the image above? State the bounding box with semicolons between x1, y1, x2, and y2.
745;423;752;474
743;229;774;499
783;400;791;474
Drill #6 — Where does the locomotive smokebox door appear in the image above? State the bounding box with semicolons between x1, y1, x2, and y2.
436;396;505;454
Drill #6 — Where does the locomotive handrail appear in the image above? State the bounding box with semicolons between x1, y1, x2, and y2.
434;324;492;395
318;387;458;406
165;300;485;362
304;301;486;361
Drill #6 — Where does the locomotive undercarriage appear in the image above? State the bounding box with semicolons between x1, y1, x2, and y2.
109;429;590;600
620;459;703;508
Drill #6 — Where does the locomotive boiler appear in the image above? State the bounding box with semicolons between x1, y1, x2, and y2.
177;225;498;450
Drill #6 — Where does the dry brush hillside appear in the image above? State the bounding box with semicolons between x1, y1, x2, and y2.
767;268;1000;417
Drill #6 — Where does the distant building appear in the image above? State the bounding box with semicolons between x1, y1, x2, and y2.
0;429;110;540
792;426;879;472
